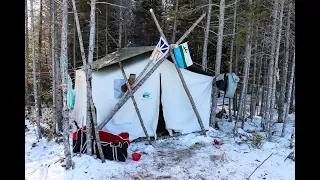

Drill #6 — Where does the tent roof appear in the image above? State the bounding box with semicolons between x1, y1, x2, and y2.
90;46;154;70
80;46;212;76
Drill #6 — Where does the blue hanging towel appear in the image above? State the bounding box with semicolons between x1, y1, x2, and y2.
67;75;76;110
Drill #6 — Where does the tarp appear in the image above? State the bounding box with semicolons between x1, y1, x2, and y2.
159;60;212;134
75;55;213;141
92;55;161;141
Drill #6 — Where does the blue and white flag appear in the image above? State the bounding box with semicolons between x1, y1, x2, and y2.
173;42;193;68
150;36;169;64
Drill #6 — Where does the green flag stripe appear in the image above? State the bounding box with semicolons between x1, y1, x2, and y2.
179;46;187;68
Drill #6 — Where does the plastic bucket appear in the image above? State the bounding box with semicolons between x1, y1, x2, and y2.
132;152;141;161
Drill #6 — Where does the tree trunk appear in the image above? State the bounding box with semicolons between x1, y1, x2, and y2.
87;0;105;162
210;0;225;128
71;0;87;66
105;5;108;55
235;0;253;132
51;0;58;133
241;78;249;128
118;0;123;48
73;18;76;69
260;81;265;118
270;0;284;126
281;51;295;137
45;49;48;65
261;56;267;117
124;0;128;45
289;128;295;149
233;35;239;117
201;0;212;71
163;0;168;31
54;2;63;132
25;0;30;112
228;0;237;122
98;12;207;130
233;81;238;117
56;59;63;132
249;25;258;119
265;0;279;142
56;50;63;132
30;0;42;140
96;13;99;60
255;55;262;116
261;57;268;130
214;0;225;82
256;35;265;116
71;0;92;155
289;78;295;109
171;0;179;44
36;0;44;117
278;0;292;122
60;0;72;169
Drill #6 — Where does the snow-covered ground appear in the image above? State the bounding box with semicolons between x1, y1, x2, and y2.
25;103;295;180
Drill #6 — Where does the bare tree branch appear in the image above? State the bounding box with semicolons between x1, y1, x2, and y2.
96;1;127;8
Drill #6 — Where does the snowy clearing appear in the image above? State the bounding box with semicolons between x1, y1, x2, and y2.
25;109;295;180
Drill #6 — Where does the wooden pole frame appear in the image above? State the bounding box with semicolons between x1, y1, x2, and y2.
149;9;206;135
98;12;206;131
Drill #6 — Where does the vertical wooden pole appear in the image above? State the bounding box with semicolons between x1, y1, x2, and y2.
87;0;105;162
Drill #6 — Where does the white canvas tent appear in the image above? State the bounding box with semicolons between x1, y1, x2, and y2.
74;46;214;141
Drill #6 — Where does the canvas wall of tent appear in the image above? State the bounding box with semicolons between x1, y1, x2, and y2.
72;46;239;141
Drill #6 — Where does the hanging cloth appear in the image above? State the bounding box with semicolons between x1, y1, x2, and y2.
225;73;240;98
215;73;228;92
67;75;76;110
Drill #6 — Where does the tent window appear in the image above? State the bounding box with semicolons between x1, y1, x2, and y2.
114;79;125;99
